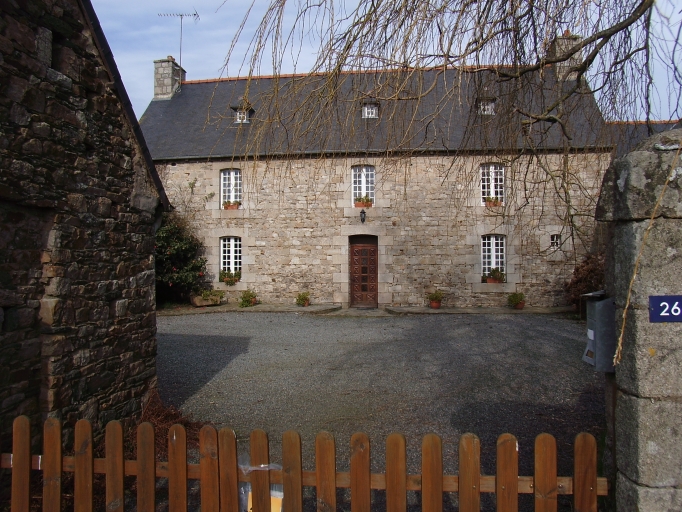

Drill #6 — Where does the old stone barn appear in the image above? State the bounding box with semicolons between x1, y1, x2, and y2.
141;55;612;308
0;0;168;445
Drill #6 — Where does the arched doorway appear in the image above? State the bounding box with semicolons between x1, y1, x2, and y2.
349;235;378;308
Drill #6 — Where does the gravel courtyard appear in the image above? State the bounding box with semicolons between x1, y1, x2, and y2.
156;311;604;484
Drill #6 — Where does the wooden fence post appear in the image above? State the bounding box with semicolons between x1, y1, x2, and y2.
251;429;271;512
316;432;336;512
534;433;557;512
43;418;62;512
218;428;239;512
573;433;597;512
496;434;518;512
11;416;30;512
385;433;406;512
421;434;443;512
459;433;481;512
282;430;303;512
105;421;124;512
137;422;156;512
351;433;371;512
74;419;93;512
169;424;187;512
200;426;220;512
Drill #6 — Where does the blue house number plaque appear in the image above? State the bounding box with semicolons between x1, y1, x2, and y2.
649;296;682;322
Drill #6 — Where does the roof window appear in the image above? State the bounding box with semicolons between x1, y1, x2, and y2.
362;101;379;119
477;98;496;116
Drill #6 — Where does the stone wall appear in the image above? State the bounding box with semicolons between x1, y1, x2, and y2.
160;151;610;307
0;0;162;447
596;128;682;510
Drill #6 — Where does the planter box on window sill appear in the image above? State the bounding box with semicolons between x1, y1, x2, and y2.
484;200;503;207
223;204;240;210
354;202;373;208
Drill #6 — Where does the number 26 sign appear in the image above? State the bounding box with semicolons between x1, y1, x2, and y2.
650;296;682;322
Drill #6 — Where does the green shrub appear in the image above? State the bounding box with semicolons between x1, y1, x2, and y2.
155;214;207;303
565;253;605;306
427;289;444;301
507;292;525;307
489;267;506;282
239;289;258;308
296;292;310;306
201;289;225;300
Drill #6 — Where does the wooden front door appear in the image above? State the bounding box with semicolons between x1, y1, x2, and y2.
349;236;378;308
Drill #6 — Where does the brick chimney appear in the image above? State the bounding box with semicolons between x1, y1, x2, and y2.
549;31;582;81
153;56;186;100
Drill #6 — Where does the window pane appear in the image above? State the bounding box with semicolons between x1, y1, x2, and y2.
221;237;242;273
221;169;242;203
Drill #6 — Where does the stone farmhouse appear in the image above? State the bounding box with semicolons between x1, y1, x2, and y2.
141;51;615;309
0;0;168;446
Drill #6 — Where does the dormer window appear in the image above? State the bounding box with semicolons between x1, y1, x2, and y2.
362;103;379;119
477;98;496;116
235;110;249;124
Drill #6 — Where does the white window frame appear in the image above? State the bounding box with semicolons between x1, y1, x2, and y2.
481;235;505;276
220;169;242;204
477;99;496;116
481;163;505;204
235;110;249;123
362;103;379;119
352;165;375;206
550;234;561;248
220;237;242;273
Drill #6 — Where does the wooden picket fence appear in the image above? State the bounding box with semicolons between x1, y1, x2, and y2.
2;416;607;512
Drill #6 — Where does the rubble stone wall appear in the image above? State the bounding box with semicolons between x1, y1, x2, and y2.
0;0;161;447
160;151;609;308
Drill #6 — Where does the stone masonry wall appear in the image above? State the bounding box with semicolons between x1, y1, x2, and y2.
160;151;609;308
596;128;682;510
0;0;161;448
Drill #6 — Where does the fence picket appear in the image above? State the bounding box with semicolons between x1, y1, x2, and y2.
351;433;371;512
573;433;597;512
200;426;220;512
459;433;481;512
421;434;443;512
11;416;30;512
137;422;155;512
250;429;271;512
496;434;518;512
74;419;93;512
169;424;188;512
534;434;557;512
385;433;406;512
316;432;336;512
218;428;240;512
105;421;125;512
282;430;303;512
43;418;62;512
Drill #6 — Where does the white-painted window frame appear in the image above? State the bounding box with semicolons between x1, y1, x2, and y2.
220;169;242;204
362;103;379;119
481;163;505;204
235;110;249;123
550;234;561;248
477;99;496;115
481;234;505;276
352;165;375;205
220;237;242;273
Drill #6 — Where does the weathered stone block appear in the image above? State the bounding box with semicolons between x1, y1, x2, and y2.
616;393;682;487
617;472;682;512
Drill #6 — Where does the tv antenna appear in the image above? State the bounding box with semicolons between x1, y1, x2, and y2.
158;9;200;80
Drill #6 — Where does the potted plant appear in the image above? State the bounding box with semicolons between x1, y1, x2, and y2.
354;195;373;208
487;267;505;283
427;290;445;309
296;292;311;307
508;292;526;309
484;196;501;207
220;270;241;286
223;201;241;210
239;289;258;308
190;289;225;307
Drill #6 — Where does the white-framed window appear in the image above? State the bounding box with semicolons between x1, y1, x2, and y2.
362;103;379;119
220;169;242;204
550;234;561;248
235;110;249;123
481;163;504;204
220;237;242;273
477;99;496;115
481;235;505;276
352;165;375;205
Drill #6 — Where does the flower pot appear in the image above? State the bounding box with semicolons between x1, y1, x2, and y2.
190;295;221;307
250;297;258;306
302;300;310;307
485;200;501;207
486;277;501;284
224;204;240;210
355;202;372;208
514;301;525;310
429;300;442;309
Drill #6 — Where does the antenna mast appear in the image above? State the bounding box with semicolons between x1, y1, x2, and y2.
158;9;200;87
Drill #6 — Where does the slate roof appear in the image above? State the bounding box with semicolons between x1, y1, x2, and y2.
606;120;680;158
140;67;612;161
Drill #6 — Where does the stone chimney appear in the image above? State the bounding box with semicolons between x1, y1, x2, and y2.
153;56;186;100
549;31;582;81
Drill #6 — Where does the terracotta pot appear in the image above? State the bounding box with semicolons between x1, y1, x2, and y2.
303;300;310;307
354;202;372;208
250;297;258;306
486;277;501;284
224;203;240;210
514;301;525;310
485;201;501;207
429;300;441;309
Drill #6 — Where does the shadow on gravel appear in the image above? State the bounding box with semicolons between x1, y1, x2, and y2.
156;334;250;405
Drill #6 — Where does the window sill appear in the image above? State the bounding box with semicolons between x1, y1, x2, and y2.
471;282;516;293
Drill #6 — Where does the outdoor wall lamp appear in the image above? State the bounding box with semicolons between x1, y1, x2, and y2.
360;209;366;223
